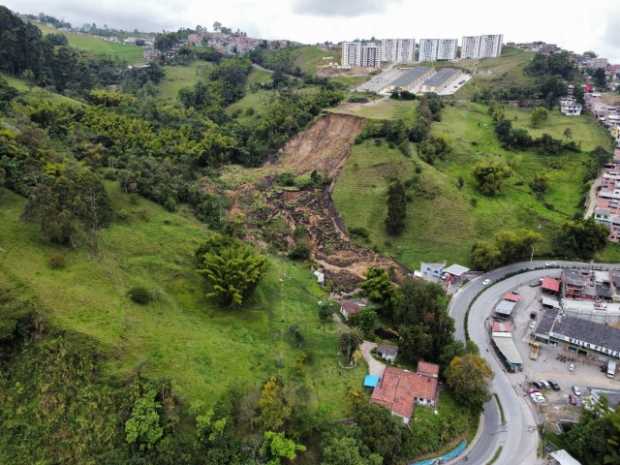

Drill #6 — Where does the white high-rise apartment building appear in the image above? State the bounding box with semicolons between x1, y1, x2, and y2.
419;38;457;62
396;38;416;63
342;41;361;67
461;34;503;59
381;39;416;64
418;39;439;62
360;43;381;68
341;41;381;68
437;39;458;60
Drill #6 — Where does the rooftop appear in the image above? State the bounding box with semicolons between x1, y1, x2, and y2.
550;313;620;354
492;334;523;365
377;344;399;357
444;264;470;277
549;449;582;465
495;299;517;316
503;291;521;302
542;277;561;293
417;361;440;378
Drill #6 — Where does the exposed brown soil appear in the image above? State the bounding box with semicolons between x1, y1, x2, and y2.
228;113;409;291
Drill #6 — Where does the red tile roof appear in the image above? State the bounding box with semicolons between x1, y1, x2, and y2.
371;366;438;419
417;361;440;378
502;292;521;302
341;300;363;316
542;277;560;293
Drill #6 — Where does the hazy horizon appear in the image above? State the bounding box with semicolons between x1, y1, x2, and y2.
5;0;620;61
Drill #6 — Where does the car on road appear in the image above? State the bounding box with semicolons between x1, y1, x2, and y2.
548;380;561;391
529;280;541;287
572;385;582;396
568;362;575;372
482;278;492;286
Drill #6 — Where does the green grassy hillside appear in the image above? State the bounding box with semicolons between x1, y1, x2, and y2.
34;22;145;64
0;183;363;416
333;101;615;268
452;47;536;99
157;60;214;101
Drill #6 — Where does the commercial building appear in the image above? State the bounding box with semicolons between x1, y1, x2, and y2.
461;34;503;59
418;38;458;62
534;308;620;360
381;38;416;64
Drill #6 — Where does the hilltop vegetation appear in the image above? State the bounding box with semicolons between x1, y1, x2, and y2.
334;99;614;268
33;21;145;64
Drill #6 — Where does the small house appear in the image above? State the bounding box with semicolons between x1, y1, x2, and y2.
542;277;561;295
340;299;366;320
377;344;399;363
420;262;446;280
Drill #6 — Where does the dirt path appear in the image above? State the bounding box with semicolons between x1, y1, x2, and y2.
228;112;409;291
360;341;386;377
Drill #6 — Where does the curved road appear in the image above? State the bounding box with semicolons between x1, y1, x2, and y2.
447;260;620;465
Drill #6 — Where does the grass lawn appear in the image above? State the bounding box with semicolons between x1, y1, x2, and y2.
247;67;273;87
157;61;214;101
34;22;144;64
330;98;418;120
292;46;338;75
1;72;84;106
334;101;612;269
453;47;536;100
503;107;613;152
0;184;364;416
330;75;371;89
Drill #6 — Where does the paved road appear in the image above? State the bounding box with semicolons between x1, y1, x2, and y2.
447;260;620;465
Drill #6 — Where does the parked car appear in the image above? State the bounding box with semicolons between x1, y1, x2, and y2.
548;380;561;391
569;394;577;405
568;362;575;372
530;392;545;404
529;321;536;330
539;380;551;390
531;381;543;390
572;385;582;397
482;279;492;286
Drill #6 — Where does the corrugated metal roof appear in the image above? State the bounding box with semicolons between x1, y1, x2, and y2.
492;334;523;365
495;299;517;316
549;449;582;465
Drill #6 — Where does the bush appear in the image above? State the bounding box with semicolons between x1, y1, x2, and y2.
288;242;311;260
349;227;370;240
128;286;153;305
48;254;66;269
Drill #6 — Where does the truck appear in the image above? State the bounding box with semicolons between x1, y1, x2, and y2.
608;360;617;379
529;341;540;361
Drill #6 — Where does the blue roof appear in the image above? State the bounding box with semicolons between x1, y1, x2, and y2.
364;374;380;388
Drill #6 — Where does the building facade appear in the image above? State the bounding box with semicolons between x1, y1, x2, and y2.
418;38;439;62
341;41;381;68
381;38;416;64
437;39;458;60
461;34;503;59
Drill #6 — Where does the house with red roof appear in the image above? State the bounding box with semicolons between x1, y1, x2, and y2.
340;299;366;320
370;362;439;425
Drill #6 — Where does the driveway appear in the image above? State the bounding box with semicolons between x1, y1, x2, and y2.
360;341;386;377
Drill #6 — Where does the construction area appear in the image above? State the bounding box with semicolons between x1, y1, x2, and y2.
356;65;470;95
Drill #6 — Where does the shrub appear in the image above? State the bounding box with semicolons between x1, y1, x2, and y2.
48;254;66;269
129;286;153;305
349;227;370;240
288;242;311;260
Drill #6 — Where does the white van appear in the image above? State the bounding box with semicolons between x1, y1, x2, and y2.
608;360;617;379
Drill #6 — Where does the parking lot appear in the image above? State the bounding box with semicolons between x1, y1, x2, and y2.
489;277;620;427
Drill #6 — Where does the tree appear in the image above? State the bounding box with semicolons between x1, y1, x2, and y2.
530;107;548;128
124;387;164;450
339;330;363;364
445;354;493;412
261;431;306;465
472;158;512;196
361;267;396;317
553;218;608;260
258;377;291;432
353;403;404;465
351;307;377;337
470;240;502;271
196;239;267;306
592;68;607;89
321;435;383;465
529;175;548;197
22;164;113;246
385;180;407;235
